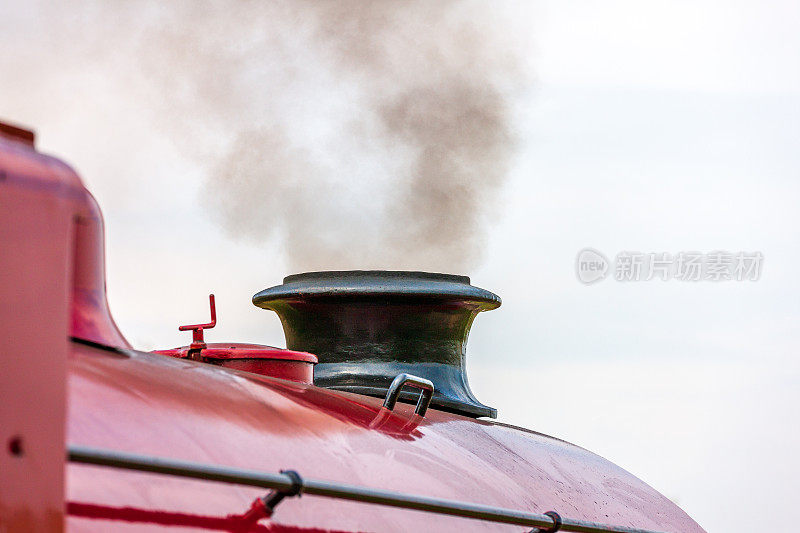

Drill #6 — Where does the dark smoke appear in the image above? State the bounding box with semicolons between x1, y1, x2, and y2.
0;1;530;273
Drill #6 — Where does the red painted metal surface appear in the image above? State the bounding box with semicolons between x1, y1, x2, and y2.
2;123;706;532
70;190;131;349
0;120;35;146
66;341;704;532
154;343;317;384
0;124;73;532
1;120;132;531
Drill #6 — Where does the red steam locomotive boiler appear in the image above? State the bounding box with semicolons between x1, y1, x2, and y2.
0;121;705;532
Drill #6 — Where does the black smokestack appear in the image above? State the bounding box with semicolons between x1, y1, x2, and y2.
253;271;500;418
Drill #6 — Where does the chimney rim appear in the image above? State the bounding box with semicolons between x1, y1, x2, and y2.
253;270;501;309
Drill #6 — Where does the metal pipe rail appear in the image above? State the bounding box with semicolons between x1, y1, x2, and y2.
68;445;666;533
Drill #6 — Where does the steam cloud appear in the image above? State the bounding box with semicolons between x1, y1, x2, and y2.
1;1;530;273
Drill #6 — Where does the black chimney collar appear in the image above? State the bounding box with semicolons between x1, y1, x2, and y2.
253;271;500;418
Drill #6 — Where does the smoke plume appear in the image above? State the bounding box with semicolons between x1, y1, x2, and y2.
1;1;530;273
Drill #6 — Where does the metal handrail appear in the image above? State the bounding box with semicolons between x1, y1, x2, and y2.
67;445;666;533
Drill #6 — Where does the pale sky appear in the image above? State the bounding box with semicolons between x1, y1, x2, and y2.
2;2;799;531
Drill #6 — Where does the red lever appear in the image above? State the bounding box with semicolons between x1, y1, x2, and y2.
179;294;216;352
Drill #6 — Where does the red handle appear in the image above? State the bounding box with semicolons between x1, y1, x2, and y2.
179;294;216;349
